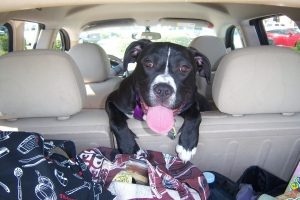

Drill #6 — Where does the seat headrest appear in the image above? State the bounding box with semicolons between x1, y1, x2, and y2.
212;46;300;115
68;43;110;83
0;50;86;119
189;36;227;71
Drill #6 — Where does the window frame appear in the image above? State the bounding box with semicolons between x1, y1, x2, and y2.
225;25;236;50
2;23;13;53
225;25;245;50
57;28;70;51
249;14;285;46
22;20;44;50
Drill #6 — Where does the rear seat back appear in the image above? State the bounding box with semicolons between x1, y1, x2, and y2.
68;43;122;109
1;47;299;183
0;50;112;152
195;46;300;181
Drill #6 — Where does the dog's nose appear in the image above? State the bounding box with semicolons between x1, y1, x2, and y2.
153;83;173;99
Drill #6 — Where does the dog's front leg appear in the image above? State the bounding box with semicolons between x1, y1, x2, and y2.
176;103;202;162
106;99;140;154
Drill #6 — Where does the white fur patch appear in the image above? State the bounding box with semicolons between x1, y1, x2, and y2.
165;47;171;73
125;113;133;119
176;145;197;163
149;47;177;106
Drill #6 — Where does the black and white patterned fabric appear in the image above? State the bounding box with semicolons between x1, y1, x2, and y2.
0;131;114;200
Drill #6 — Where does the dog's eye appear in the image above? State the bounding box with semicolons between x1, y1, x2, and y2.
179;65;191;73
144;60;153;68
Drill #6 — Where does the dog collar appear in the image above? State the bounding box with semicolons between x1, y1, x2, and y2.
133;96;144;121
167;127;178;140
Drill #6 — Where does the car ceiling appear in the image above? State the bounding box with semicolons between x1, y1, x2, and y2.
1;1;300;36
1;0;300;13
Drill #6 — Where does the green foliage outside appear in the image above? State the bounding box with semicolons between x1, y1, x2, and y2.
295;41;300;52
0;34;8;56
53;38;62;50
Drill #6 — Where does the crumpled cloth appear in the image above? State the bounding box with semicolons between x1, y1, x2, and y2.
79;147;210;200
0;131;114;200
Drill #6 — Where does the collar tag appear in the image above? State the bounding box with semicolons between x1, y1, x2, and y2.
167;127;177;140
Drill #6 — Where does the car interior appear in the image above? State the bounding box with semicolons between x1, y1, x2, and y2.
0;0;300;199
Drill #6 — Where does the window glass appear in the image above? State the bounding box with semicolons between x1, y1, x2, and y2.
263;15;300;52
0;25;9;56
24;22;40;50
79;23;216;59
233;28;244;49
53;32;63;50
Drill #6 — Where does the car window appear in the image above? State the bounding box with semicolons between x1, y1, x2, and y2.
53;29;70;51
24;22;40;50
262;15;300;52
53;32;63;50
79;23;216;59
225;25;244;50
233;28;244;49
0;25;9;56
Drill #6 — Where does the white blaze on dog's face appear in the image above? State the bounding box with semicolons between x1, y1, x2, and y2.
149;47;177;107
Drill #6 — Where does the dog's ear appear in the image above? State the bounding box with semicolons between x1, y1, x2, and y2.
188;47;211;84
123;39;152;71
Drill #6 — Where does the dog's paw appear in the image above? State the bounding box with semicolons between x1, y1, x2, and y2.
176;145;197;163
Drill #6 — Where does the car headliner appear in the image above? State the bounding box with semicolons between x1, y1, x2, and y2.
1;0;300;13
1;2;300;35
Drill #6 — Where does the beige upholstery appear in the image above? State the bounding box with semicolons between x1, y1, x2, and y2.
190;36;227;71
200;45;300;181
0;50;86;120
213;46;300;115
68;43;110;83
189;36;227;100
125;111;300;182
0;109;112;152
196;111;300;181
0;50;112;152
85;78;122;108
68;43;122;108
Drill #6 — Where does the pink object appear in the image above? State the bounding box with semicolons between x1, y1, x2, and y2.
146;106;174;134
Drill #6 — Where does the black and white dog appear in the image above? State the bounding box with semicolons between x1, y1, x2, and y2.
105;39;211;162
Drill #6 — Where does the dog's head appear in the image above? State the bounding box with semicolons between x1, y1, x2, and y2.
124;39;211;114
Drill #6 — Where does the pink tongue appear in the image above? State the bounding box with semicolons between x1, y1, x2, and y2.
146;106;174;135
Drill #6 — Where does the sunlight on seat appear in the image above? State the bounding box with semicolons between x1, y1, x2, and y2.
85;84;95;96
0;126;18;131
